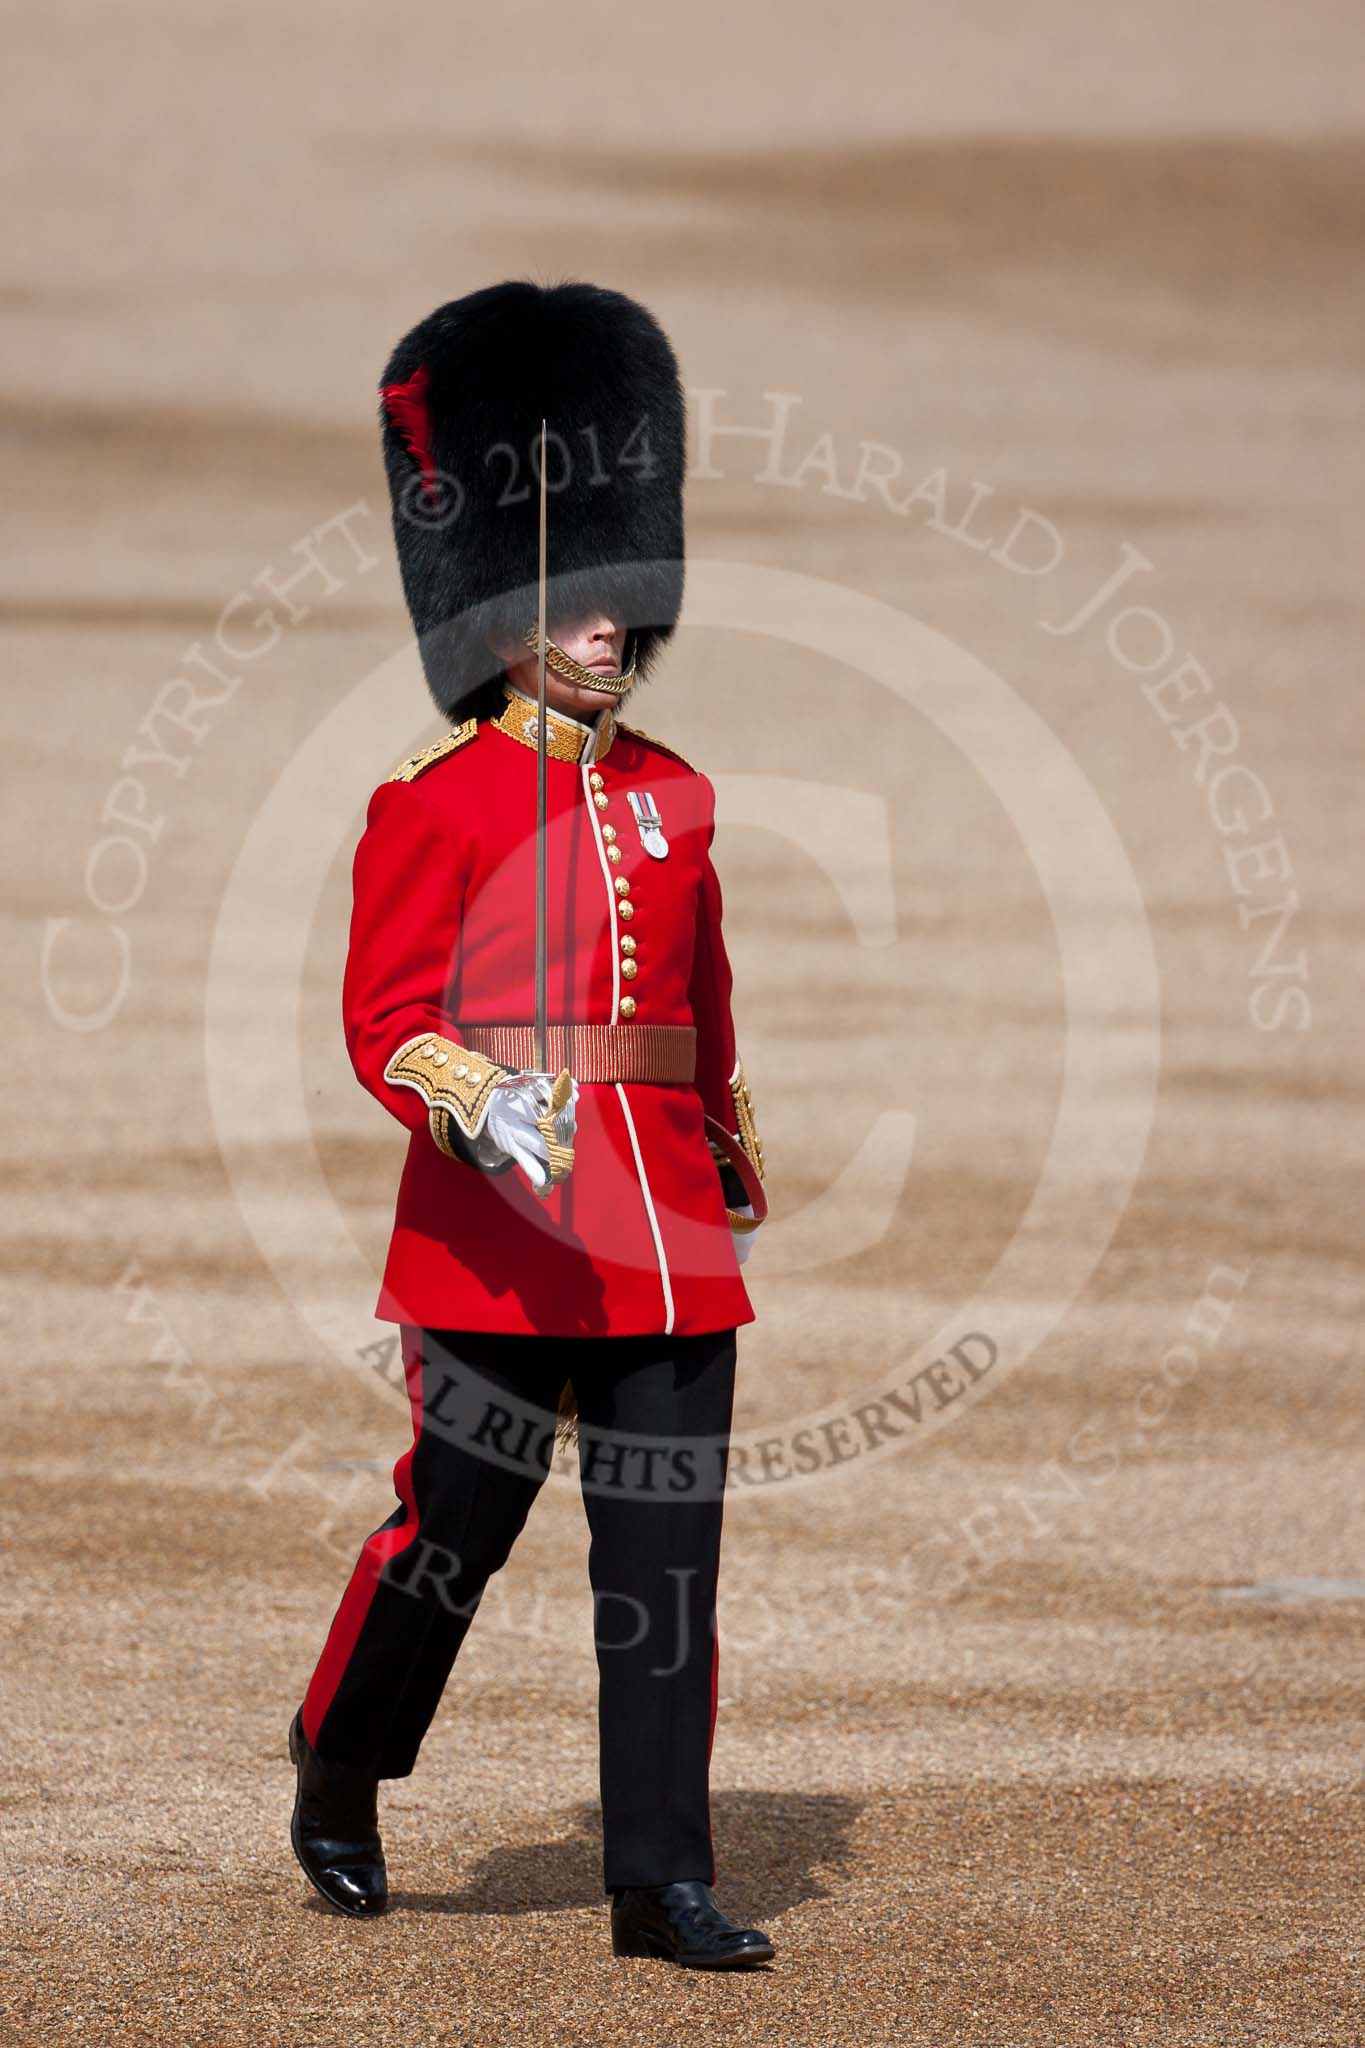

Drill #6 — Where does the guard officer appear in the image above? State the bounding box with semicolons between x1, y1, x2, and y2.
288;281;774;1970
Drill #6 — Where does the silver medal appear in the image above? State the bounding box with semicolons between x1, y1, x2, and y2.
627;789;669;859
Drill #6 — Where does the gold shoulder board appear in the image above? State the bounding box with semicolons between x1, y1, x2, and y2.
389;717;479;783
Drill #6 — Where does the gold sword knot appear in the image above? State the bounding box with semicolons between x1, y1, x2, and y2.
531;1067;575;1199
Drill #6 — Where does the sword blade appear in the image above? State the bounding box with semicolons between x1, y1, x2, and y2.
534;417;548;1074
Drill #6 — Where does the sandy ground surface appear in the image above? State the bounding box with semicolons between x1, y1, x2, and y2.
3;4;1363;2043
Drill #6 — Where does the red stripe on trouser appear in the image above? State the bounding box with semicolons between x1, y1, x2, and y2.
301;1326;426;1749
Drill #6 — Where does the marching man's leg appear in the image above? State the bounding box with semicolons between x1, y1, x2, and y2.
302;1327;562;1771
577;1329;735;1887
575;1330;775;1967
290;1326;563;1915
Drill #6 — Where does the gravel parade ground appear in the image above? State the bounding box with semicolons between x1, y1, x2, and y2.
4;5;1361;2042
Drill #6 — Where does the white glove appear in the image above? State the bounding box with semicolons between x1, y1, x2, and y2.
730;1202;763;1267
471;1070;579;1193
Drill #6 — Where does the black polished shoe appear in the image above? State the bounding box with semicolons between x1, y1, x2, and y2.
611;1879;775;1968
288;1709;388;1917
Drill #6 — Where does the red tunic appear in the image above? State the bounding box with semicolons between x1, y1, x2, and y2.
343;690;760;1338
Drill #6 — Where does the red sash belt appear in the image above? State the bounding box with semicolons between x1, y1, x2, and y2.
457;1022;697;1084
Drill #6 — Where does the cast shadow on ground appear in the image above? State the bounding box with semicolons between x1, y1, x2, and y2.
385;1789;860;1920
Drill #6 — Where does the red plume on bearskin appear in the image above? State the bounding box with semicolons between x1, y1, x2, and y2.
378;279;687;720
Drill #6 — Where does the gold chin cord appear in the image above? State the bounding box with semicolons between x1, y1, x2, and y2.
531;418;575;1201
521;620;638;696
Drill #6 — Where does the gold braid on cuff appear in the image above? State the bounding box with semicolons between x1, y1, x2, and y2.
430;1107;462;1160
383;1033;510;1145
713;1059;766;1231
521;623;638;696
730;1059;765;1183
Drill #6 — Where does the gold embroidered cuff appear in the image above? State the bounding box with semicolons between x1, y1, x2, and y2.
384;1033;510;1143
430;1107;462;1161
730;1058;766;1182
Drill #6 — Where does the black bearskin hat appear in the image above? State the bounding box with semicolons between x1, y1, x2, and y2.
378;279;686;720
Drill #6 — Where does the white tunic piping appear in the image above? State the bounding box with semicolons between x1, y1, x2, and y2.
614;1081;675;1334
582;763;620;1023
584;756;670;1329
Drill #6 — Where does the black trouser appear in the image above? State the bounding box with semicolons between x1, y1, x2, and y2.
300;1325;737;1892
